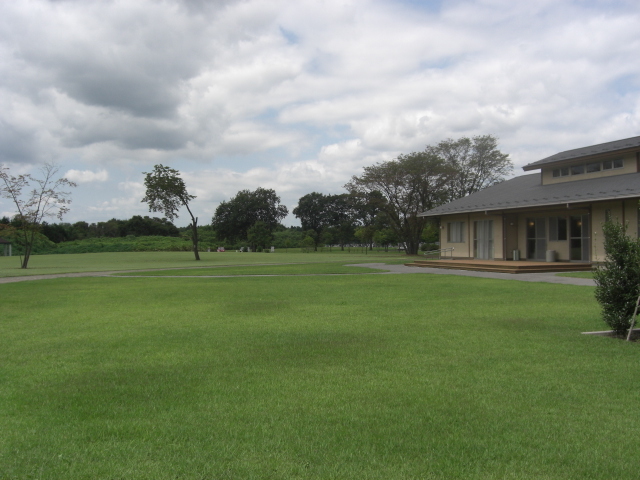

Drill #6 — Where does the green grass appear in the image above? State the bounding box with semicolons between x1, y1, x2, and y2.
1;269;636;479
0;250;413;277
113;263;388;276
557;271;594;279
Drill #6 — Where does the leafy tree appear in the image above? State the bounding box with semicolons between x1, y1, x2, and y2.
354;225;375;251
212;187;288;244
293;192;357;250
594;221;640;335
373;227;397;252
272;228;304;251
41;221;72;243
345;152;454;255
247;221;273;251
425;134;512;201
300;235;315;253
292;192;329;250
0;163;76;268
122;216;180;237
142;164;200;260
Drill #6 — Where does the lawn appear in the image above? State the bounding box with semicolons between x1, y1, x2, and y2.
113;263;389;276
0;250;412;277
557;271;594;279
1;265;637;479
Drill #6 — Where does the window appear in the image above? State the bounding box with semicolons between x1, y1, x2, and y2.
552;167;569;177
586;162;601;173
549;216;567;241
447;222;465;243
603;158;624;170
571;164;584;175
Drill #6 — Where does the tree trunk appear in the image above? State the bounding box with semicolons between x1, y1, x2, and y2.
20;228;35;268
189;219;200;261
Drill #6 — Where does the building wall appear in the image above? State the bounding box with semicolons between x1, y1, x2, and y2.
514;209;590;261
541;152;638;185
591;199;639;262
438;198;640;262
439;212;503;259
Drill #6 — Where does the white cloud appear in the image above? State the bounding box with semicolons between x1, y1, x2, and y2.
64;169;109;183
2;0;640;226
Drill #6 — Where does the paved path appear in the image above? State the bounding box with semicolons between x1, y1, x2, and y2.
0;263;595;286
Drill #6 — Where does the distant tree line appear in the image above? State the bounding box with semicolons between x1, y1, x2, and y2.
2;135;511;258
1;215;180;243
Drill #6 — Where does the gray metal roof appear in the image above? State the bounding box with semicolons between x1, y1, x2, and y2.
420;172;640;217
523;135;640;171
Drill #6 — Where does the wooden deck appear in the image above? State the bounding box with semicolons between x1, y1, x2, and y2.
405;258;593;274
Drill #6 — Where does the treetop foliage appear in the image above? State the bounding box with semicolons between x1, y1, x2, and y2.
212;187;288;244
425;134;513;200
142;164;195;222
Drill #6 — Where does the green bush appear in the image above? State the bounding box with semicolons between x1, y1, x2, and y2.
420;243;439;252
300;235;315;253
594;221;640;334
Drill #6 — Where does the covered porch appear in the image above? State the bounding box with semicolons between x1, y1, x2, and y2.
0;237;12;257
405;258;593;274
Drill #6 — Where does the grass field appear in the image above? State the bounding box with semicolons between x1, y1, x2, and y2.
113;264;389;276
557;271;595;279
0;250;412;278
1;254;636;479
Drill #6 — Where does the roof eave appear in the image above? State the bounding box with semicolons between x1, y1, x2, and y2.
419;192;640;218
522;145;640;171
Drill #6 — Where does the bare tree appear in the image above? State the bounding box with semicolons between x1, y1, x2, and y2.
0;163;76;268
425;135;512;201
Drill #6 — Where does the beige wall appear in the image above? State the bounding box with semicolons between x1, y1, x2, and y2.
439;213;504;259
591;199;639;262
542;153;638;185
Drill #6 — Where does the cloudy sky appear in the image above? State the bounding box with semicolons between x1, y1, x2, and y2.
1;0;639;227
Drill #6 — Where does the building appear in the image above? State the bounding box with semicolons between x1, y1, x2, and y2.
0;237;11;257
419;135;640;263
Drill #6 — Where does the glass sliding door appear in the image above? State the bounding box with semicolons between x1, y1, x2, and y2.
474;220;494;259
570;215;590;261
526;218;546;260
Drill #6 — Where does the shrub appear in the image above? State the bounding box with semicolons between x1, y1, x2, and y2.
593;221;640;334
300;236;315;253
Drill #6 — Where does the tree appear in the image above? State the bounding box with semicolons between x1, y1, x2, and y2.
0;163;76;268
345;152;454;255
425;134;512;201
292;192;329;250
373;227;397;252
247;221;273;251
142;164;200;260
212;187;288;244
292;192;356;250
593;221;640;335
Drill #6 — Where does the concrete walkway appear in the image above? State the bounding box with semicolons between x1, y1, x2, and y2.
0;263;595;286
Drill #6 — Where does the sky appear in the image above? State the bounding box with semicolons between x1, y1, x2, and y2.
1;0;639;227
